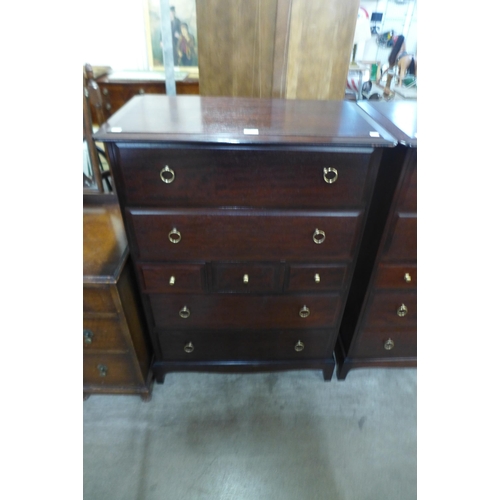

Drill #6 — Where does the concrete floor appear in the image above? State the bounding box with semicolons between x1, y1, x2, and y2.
83;367;417;500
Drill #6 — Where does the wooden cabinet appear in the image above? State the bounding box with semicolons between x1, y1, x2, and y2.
94;95;396;382
336;101;417;379
83;196;153;399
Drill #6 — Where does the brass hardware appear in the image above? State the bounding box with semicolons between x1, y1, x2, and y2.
160;165;175;184
168;228;181;244
138;88;145;94
105;103;112;110
397;304;408;317
299;305;310;318
179;306;190;319
184;342;194;353
323;167;338;184
102;88;109;95
295;340;305;352
169;276;176;286
97;364;108;377
404;273;412;283
243;274;249;284
83;330;94;345
313;228;326;244
314;273;321;283
384;339;395;351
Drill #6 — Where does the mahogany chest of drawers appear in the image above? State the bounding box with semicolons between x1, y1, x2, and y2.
83;196;153;399
336;101;417;379
94;95;396;382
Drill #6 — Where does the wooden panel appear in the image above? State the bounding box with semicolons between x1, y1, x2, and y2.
197;0;278;97
286;0;359;100
363;291;417;329
83;286;116;313
83;353;141;387
350;328;417;359
382;214;417;261
212;262;284;293
83;317;129;352
373;263;417;290
140;263;205;293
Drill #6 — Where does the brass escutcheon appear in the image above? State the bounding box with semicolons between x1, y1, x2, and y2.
169;276;176;286
97;364;108;377
404;273;412;283
323;167;338;184
160;165;175;184
314;273;321;283
243;274;249;284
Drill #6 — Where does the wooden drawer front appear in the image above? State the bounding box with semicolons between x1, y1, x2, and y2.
396;156;417;213
350;328;417;358
158;329;332;361
115;146;372;208
363;291;417;329
83;317;129;352
83;353;140;387
140;263;205;293
382;214;417;261
287;264;348;292
129;209;363;262
212;263;284;293
83;286;116;313
149;293;342;330
373;263;417;290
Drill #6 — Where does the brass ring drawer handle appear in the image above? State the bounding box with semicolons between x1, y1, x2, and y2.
313;229;326;244
179;306;190;319
323;167;338;184
97;364;108;377
168;228;181;244
404;273;412;283
295;340;305;352
397;304;408;317
160;165;175;184
299;305;310;318
384;339;395;350
83;329;94;345
184;342;194;353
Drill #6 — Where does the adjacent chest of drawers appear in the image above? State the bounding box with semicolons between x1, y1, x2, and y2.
94;95;396;382
83;196;153;399
336;101;417;379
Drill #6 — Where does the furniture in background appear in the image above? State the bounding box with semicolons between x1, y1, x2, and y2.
335;100;417;379
94;95;397;382
83;195;153;400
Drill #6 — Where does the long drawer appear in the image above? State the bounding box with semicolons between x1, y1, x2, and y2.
363;291;417;329
114;146;373;208
128;208;363;261
83;317;129;352
158;329;333;361
83;353;141;387
381;214;417;261
149;293;342;330
349;328;417;358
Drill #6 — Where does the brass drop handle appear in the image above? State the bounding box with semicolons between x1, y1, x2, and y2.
179;306;191;319
83;329;94;345
138;88;145;94
404;273;412;283
160;165;175;184
323;167;338;184
295;340;305;352
243;274;249;284
168;228;181;244
184;342;194;353
299;305;310;318
97;364;108;377
314;273;321;283
384;339;395;351
397;304;408;317
169;276;176;286
313;228;326;244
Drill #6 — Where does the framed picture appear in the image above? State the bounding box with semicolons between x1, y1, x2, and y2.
144;0;199;76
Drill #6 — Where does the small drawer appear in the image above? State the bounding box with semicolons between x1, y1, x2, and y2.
373;264;417;289
350;328;417;359
149;293;342;330
83;317;129;352
287;264;348;292
140;263;205;293
83;286;116;313
363;291;417;329
212;263;284;293
114;145;373;208
158;329;332;361
83;353;141;387
381;214;417;261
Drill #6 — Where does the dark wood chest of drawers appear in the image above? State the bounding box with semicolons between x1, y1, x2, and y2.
94;95;396;382
83;196;153;399
336;101;417;379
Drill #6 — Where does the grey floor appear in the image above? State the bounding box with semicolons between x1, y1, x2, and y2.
83;367;416;500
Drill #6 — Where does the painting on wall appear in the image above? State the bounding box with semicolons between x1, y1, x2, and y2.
145;0;199;75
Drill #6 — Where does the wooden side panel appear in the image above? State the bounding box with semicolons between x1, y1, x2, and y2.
286;0;359;100
197;0;278;97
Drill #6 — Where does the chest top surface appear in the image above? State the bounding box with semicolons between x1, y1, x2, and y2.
93;95;396;147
